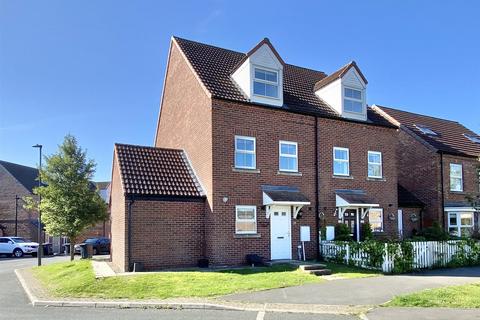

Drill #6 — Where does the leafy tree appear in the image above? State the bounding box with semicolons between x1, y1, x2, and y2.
25;135;107;260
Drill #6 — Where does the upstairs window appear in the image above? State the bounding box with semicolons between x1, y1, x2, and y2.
253;67;279;98
464;133;480;144
450;163;463;192
343;87;363;114
333;147;350;176
235;136;256;169
368;151;383;178
415;124;437;136
235;206;257;234
279;141;298;172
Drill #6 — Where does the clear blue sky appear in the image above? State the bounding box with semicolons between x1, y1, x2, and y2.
1;1;479;181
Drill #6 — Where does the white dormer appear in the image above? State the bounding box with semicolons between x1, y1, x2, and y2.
232;38;284;107
314;62;368;121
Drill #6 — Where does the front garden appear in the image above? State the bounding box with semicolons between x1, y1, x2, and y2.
32;260;379;299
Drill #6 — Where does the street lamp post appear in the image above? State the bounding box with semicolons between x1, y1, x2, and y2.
32;144;43;267
14;195;20;236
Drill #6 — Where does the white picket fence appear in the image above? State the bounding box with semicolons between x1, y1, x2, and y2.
320;240;474;273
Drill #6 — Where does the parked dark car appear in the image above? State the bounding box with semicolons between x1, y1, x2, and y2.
74;237;110;255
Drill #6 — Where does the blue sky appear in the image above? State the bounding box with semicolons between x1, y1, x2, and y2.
1;1;479;181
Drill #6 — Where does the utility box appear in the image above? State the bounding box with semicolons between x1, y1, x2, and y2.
300;226;311;242
326;226;335;241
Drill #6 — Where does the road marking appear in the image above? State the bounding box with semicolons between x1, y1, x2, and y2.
256;311;265;320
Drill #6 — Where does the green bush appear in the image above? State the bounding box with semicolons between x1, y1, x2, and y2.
418;222;449;241
335;224;352;241
361;222;373;241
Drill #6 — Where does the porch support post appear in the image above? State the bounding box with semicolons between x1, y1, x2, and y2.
356;208;360;242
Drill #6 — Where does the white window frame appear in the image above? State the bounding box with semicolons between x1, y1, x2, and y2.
252;66;279;99
448;212;474;237
368;151;383;178
333;147;350;176
450;163;463;192
235;205;257;235
369;208;384;232
343;86;363;114
234;136;256;170
279;140;298;172
414;124;437;136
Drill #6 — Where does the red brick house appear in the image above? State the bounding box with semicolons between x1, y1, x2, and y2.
110;37;401;271
373;106;480;237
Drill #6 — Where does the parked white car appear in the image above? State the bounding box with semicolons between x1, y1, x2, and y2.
0;237;39;258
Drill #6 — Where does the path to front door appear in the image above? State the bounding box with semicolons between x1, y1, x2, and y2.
270;205;292;260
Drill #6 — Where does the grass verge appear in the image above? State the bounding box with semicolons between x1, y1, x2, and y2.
386;283;480;308
32;260;380;300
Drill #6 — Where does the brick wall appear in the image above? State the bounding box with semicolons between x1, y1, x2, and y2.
317;117;399;239
110;152;127;272
155;41;213;205
129;199;205;270
0;164;39;241
399;206;423;238
210;99;317;265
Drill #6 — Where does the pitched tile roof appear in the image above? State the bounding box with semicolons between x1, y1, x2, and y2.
313;61;367;92
335;189;378;205
262;185;310;203
374;105;480;157
0;160;39;193
173;37;393;128
398;184;425;208
114;144;204;198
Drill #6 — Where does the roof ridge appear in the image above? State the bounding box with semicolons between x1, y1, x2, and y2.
114;143;183;152
375;105;461;124
0;160;37;171
285;63;326;75
173;36;247;56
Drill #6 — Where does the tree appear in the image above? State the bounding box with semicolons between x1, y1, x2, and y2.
25;135;107;260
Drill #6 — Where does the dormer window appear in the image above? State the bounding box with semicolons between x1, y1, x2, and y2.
344;88;363;114
464;133;480;144
253;67;279;99
415;124;437;136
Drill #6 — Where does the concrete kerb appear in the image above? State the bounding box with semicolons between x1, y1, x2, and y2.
14;268;372;315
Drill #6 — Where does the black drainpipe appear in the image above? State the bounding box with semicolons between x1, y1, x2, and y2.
314;117;320;261
127;196;135;272
439;152;446;230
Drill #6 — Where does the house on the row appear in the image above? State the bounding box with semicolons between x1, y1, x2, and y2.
0;160;111;253
111;36;429;272
374;106;480;238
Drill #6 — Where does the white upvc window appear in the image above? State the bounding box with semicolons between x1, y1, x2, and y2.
253;67;279;99
343;87;363;114
368;151;383;178
333;147;350;176
450;163;463;192
369;208;384;232
279;141;298;172
235;205;257;234
448;212;474;237
235;136;256;169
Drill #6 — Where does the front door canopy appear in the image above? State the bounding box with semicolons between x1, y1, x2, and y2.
262;185;310;219
335;189;379;220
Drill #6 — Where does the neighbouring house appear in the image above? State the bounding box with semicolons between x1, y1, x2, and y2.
110;36;400;272
373;106;480;237
77;181;111;241
0;160;42;242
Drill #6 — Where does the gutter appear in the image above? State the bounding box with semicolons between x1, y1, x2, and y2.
314;117;320;261
439;152;446;230
127;196;135;272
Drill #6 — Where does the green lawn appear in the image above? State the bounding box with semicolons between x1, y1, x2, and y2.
386;283;480;308
32;260;379;300
325;262;381;279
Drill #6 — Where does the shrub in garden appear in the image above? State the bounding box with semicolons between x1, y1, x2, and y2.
361;222;373;241
418;222;449;241
335;224;352;241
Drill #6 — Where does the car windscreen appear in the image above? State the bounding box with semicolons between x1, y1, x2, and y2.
85;239;97;243
11;238;27;243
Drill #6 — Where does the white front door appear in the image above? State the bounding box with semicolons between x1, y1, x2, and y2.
270;206;292;260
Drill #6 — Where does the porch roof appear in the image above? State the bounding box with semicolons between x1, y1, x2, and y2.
262;185;310;206
335;189;379;208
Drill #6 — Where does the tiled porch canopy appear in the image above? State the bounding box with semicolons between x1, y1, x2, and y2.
262;185;310;218
335;189;379;220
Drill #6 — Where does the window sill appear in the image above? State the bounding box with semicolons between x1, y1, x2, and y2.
449;191;466;195
234;233;261;239
367;177;386;182
232;167;261;174
332;175;354;180
277;171;302;176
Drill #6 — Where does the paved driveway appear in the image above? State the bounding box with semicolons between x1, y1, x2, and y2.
225;267;480;305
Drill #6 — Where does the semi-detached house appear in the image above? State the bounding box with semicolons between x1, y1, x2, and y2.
110;37;406;272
